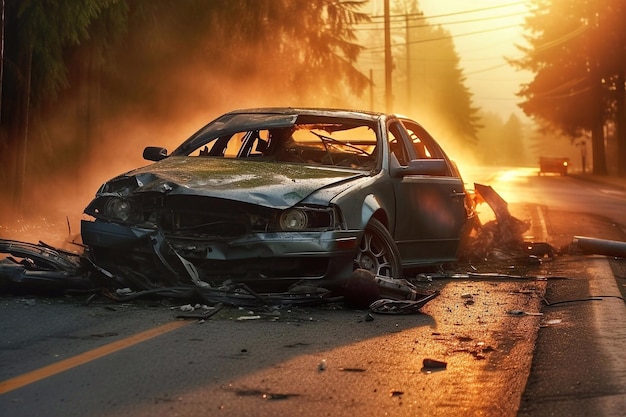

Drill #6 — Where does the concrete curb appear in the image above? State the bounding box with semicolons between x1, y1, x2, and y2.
569;174;626;191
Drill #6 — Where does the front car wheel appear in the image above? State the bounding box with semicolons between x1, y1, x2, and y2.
354;218;402;278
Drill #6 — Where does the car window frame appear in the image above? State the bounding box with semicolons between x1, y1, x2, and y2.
398;119;456;177
386;119;412;167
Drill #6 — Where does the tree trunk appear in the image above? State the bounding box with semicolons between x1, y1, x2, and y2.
12;45;32;214
591;118;608;175
617;71;626;177
74;45;101;189
0;0;5;124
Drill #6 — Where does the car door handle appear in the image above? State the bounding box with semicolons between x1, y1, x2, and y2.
451;191;466;198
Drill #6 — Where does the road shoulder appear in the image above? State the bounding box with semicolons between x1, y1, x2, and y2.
518;210;626;417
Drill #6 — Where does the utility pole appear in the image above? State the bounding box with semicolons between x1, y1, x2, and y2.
384;0;392;112
369;69;374;111
405;13;410;109
0;0;5;124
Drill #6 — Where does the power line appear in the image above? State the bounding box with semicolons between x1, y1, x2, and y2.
534;24;589;51
358;54;523;64
369;1;526;21
464;63;511;75
474;96;521;102
355;10;528;32
366;23;521;52
532;87;591;100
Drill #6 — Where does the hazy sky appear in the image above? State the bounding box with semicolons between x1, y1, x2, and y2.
367;0;533;119
418;0;532;119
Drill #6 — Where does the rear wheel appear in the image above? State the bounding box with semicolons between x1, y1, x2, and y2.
354;218;402;278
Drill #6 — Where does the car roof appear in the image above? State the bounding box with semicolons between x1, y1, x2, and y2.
221;107;387;122
175;107;407;155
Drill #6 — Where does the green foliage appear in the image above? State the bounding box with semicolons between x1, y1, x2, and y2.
513;0;597;134
512;0;626;174
95;0;371;116
12;0;126;103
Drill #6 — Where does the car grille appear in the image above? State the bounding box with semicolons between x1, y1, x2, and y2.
148;195;274;239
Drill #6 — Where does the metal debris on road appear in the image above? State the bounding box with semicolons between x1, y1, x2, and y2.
422;358;447;371
506;309;543;316
461;184;555;262
570;235;626;258
369;295;440;314
415;271;570;281
344;268;440;313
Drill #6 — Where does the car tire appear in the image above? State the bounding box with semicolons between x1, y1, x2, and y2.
355;218;402;278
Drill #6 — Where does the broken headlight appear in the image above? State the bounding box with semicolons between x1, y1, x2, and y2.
104;198;135;222
85;196;141;223
279;209;309;230
275;206;338;231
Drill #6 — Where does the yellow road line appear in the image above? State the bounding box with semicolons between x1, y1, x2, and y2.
536;205;548;242
0;320;190;395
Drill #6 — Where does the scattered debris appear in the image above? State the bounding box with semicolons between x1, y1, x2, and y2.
0;240;342;307
541;318;563;327
461;293;475;306
543;295;624;306
343;269;381;308
506;309;543;316
176;303;224;320
236;315;262;320
369;297;439;314
415;272;569;281
422;358;447;372
344;268;439;313
318;359;327;371
339;367;366;372
461;184;555;262
0;239;93;294
229;387;300;401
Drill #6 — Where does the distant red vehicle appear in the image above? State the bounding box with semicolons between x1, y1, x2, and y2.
539;157;569;176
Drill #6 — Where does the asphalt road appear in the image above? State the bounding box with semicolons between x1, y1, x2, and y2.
1;166;625;416
479;168;626;417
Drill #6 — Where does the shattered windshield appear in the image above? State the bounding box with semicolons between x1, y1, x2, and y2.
173;115;380;171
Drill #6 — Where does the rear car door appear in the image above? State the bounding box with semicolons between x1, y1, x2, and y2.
388;119;467;266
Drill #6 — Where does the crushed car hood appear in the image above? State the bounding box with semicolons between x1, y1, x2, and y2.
101;156;367;208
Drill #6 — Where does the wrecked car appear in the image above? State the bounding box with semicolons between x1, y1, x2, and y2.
81;108;477;290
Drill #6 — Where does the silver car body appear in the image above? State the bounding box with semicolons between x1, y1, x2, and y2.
81;108;475;287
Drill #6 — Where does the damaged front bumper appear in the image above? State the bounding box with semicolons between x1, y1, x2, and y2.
81;219;361;286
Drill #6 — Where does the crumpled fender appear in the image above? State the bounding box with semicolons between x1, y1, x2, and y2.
361;194;384;229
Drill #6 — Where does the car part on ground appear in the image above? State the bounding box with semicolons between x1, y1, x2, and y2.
569;235;626;258
0;238;441;311
0;239;93;294
458;183;553;262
